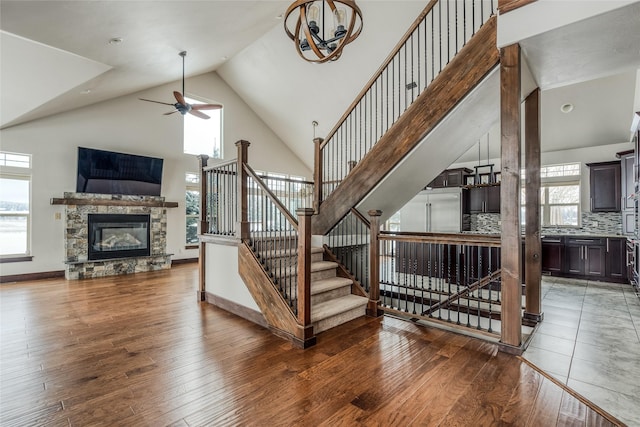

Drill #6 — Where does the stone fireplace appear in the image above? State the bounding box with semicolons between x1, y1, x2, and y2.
57;192;176;280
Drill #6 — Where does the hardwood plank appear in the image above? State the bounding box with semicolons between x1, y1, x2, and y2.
0;264;625;427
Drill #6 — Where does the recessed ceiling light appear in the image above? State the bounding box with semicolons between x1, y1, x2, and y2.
80;89;92;94
560;103;574;113
108;37;123;45
221;56;228;61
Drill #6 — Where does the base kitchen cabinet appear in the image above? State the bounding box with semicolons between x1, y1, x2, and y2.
541;237;563;274
540;236;626;282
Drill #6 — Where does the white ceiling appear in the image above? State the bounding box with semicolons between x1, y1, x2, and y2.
1;1;640;169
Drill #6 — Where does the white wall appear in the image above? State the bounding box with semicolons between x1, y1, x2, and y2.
0;71;310;276
204;243;260;312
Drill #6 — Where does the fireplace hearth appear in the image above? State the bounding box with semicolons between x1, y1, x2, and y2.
88;214;150;260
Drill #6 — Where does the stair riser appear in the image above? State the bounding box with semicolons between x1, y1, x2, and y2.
311;285;351;305
313;304;367;334
311;268;337;282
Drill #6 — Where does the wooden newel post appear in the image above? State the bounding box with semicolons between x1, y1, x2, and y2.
236;140;250;242
197;154;209;302
367;210;383;317
524;88;543;324
296;208;316;347
500;43;523;351
313;138;324;214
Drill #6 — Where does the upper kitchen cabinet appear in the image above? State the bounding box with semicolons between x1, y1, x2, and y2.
464;184;500;214
617;150;635;234
426;168;472;188
586;160;621;212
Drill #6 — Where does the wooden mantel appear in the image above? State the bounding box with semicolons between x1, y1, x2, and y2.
50;198;179;208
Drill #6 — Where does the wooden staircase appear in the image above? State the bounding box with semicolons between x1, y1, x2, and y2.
262;245;368;334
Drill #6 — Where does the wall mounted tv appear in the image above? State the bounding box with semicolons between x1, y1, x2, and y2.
76;147;164;196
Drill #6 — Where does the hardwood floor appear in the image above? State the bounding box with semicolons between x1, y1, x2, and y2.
0;264;624;426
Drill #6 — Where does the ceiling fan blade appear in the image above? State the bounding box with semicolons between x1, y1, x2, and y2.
191;103;223;111
188;110;210;120
139;98;174;106
164;110;179;116
173;91;187;106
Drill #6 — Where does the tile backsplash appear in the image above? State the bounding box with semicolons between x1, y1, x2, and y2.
470;211;623;236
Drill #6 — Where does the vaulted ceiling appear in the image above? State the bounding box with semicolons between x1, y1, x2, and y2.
2;1;639;169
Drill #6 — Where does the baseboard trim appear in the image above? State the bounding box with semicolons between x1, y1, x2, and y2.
0;270;65;284
171;258;198;266
205;292;268;328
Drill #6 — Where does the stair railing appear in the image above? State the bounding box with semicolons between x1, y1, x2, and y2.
201;157;238;237
377;230;502;336
315;0;496;207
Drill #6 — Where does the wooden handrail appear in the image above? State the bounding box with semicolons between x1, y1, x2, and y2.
422;270;502;316
349;207;371;228
203;158;237;172
244;164;299;230
498;0;536;15
321;0;440;149
379;231;501;247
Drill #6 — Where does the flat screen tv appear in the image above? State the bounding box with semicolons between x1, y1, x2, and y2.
76;147;164;196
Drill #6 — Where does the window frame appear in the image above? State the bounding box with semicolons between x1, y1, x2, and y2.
0;152;33;261
521;163;581;228
185;172;200;248
183;95;223;159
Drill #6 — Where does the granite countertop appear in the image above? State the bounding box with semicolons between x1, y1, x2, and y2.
541;233;626;239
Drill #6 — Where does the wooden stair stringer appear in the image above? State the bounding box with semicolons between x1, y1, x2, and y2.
237;242;306;344
312;15;499;235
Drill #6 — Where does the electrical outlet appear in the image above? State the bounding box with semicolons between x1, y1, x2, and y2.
55;212;61;220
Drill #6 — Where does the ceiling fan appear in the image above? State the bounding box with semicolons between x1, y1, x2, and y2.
139;51;221;119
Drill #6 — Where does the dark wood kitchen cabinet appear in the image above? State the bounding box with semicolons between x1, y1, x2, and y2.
606;237;627;280
541;236;563;273
465;184;500;214
564;237;606;278
587;161;621;212
427;168;472;188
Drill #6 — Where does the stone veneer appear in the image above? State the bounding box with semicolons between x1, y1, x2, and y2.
63;192;172;280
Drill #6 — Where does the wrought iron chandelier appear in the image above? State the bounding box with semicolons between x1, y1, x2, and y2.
284;0;363;64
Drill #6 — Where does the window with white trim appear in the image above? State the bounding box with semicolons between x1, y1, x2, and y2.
0;152;32;258
185;172;200;245
183;96;222;158
521;163;581;227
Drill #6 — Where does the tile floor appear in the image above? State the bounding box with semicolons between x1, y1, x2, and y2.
523;277;640;426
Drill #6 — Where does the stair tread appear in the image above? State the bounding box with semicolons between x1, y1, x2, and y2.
311;277;352;295
311;294;368;322
311;261;339;272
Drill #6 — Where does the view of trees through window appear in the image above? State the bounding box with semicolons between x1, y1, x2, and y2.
185;172;199;245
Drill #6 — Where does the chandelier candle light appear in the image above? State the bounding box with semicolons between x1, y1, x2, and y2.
284;0;362;63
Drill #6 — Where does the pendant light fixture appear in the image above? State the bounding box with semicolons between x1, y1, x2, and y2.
284;0;363;64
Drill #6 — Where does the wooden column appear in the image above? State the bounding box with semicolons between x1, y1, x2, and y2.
197;154;209;302
524;89;543;323
296;208;316;347
236;140;250;242
367;210;383;317
313;138;324;214
499;44;522;350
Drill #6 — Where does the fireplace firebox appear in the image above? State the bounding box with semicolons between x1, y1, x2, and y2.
88;214;151;260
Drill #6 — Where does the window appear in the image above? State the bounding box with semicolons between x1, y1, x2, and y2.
185;172;200;245
0;152;32;258
183;96;222;158
521;163;581;227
